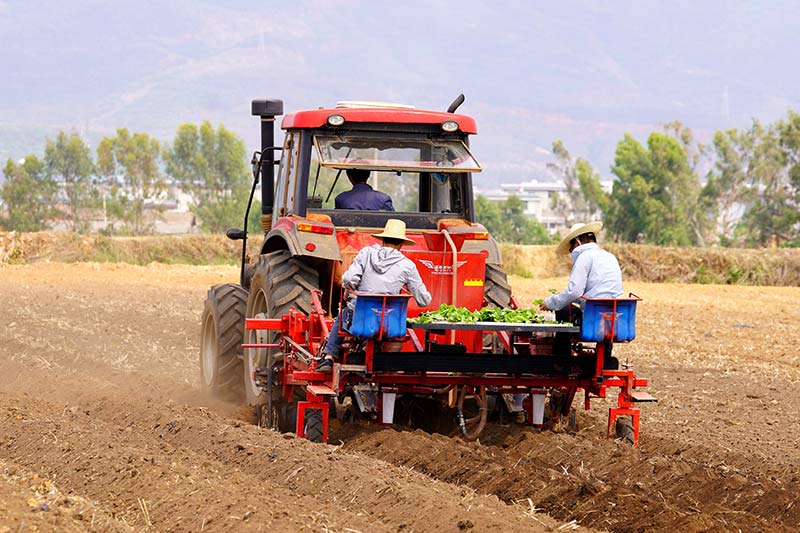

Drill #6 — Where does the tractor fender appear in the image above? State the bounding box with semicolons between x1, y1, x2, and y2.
261;227;342;261
437;218;503;266
461;236;502;265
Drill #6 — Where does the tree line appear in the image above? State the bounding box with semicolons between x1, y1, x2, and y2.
4;110;799;247
1;122;256;235
537;112;800;248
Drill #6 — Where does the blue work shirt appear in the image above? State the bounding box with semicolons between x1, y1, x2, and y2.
544;242;623;311
335;183;394;211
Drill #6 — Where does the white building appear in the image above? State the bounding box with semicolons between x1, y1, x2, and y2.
477;179;613;233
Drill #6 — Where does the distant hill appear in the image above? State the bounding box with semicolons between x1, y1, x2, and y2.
2;0;798;185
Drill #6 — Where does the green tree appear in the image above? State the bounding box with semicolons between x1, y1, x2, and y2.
606;132;708;246
97;128;165;235
547;140;609;226
739;121;792;247
164;121;249;233
474;194;503;233
662;121;716;246
705;123;767;245
705;114;800;248
1;155;59;231
43;131;95;232
775;110;800;246
474;194;553;244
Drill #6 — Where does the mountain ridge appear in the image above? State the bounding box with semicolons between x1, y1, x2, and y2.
2;0;798;185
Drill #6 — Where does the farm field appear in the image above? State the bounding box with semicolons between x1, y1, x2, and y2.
1;262;798;532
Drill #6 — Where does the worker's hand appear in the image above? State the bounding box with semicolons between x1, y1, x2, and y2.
539;302;549;312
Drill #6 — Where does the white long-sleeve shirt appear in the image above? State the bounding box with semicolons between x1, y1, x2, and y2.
544;243;623;311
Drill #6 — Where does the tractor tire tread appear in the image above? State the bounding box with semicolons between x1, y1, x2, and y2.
304;409;324;443
201;283;248;398
244;250;320;412
484;263;512;309
615;416;635;446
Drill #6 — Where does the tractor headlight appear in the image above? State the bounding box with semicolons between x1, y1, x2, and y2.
327;114;345;127
441;120;459;132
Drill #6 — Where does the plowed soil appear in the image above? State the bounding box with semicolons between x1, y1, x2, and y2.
1;262;798;532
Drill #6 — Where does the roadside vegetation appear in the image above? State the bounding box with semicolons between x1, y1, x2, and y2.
1;121;255;236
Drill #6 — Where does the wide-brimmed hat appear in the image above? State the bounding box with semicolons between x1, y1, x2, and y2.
556;221;603;254
372;219;415;245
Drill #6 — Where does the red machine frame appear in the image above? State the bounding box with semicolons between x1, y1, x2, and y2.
243;289;655;445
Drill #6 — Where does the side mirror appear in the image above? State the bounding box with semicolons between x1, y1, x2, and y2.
226;228;246;241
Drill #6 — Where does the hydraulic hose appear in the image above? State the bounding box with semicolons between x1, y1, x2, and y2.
456;385;487;441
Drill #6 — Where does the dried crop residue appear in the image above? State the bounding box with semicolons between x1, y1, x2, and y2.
1;263;799;532
4;230;799;285
500;242;800;285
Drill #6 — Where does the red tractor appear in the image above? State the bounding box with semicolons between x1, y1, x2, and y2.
200;96;653;443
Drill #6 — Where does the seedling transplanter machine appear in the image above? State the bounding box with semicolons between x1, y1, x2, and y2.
244;290;654;444
200;96;655;446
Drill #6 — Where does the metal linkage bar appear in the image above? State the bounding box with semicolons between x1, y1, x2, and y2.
372;351;594;376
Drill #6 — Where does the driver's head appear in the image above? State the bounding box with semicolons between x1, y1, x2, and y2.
346;168;370;184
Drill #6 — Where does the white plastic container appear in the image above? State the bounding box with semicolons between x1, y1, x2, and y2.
382;392;397;424
532;393;546;427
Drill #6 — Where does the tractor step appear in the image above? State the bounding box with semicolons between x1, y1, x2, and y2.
630;391;657;402
339;364;367;373
308;385;336;397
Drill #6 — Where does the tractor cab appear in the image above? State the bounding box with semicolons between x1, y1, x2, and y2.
250;100;506;318
270;102;483;227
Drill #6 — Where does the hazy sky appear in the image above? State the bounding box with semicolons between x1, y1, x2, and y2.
1;0;798;183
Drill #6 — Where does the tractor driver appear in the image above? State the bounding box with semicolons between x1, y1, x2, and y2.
335;169;395;211
316;219;431;372
540;221;623;367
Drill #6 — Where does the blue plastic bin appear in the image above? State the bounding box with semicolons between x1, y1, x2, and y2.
580;294;641;342
347;293;411;339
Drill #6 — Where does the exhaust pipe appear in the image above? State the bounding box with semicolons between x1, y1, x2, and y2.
251;99;284;233
447;93;465;113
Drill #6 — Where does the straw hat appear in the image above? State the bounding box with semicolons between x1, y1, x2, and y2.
556;221;603;255
372;219;415;245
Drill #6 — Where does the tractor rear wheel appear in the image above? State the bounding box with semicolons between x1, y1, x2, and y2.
200;284;248;400
243;251;320;407
483;263;513;352
484;263;512;308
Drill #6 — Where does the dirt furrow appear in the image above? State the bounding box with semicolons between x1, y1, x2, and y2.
2;262;800;532
337;416;799;532
0;391;565;532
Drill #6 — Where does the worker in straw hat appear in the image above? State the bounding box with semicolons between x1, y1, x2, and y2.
316;219;432;372
540;221;623;365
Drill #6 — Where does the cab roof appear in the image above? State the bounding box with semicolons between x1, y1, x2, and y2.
281;103;477;134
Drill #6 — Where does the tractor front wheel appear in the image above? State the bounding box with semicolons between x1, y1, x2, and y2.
200;284;248;400
483;263;513;352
